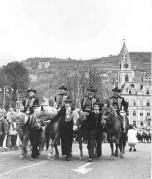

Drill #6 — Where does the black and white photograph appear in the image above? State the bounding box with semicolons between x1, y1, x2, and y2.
0;0;151;178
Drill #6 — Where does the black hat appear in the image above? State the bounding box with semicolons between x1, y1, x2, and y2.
87;87;97;93
58;85;67;91
93;102;100;107
64;99;72;104
33;104;39;108
27;87;36;93
112;86;121;92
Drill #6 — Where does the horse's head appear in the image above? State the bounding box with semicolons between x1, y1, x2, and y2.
72;108;87;131
101;106;116;127
33;106;57;127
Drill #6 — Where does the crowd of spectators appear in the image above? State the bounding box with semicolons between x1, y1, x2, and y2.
0;107;21;150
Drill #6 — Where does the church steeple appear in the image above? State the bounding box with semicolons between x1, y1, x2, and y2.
120;39;128;54
120;39;131;70
118;39;134;87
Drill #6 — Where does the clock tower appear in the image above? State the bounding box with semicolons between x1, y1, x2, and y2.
118;39;134;87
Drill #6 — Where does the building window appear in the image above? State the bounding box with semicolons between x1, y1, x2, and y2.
134;101;136;106
129;90;132;94
140;112;143;116
147;101;150;106
147;113;150;116
133;111;136;116
140;84;143;90
125;74;129;82
139;100;143;106
146;89;149;95
133;121;136;127
140;121;143;126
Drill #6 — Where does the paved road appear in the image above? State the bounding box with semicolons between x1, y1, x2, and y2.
0;143;151;179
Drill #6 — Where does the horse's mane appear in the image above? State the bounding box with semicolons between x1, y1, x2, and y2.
102;105;117;119
34;106;57;119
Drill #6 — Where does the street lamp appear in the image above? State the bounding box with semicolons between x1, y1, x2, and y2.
0;86;14;109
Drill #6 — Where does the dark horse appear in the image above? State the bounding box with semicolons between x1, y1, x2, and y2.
101;105;129;159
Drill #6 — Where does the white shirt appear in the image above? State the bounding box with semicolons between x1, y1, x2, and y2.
128;129;138;144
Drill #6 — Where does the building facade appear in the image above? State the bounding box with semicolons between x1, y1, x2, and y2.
118;40;151;128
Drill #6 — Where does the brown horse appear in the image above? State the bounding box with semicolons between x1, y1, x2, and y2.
101;105;128;159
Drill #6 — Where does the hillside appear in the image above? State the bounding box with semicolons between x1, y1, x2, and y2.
23;52;151;74
22;52;151;99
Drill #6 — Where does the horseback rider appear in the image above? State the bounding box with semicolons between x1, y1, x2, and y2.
109;86;129;131
21;88;41;160
54;85;70;111
21;88;39;115
81;87;102;114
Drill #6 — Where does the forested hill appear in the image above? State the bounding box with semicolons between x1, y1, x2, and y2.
23;52;151;74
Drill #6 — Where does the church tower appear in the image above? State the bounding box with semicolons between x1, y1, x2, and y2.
118;39;134;87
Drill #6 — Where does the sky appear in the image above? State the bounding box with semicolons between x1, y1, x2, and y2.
0;0;151;66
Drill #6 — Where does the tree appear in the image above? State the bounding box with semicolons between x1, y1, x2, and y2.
2;61;30;108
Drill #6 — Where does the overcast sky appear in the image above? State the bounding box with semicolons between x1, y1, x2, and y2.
0;0;151;66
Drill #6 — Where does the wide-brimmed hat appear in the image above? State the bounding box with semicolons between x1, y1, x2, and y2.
112;86;121;92
27;87;36;93
58;85;67;91
33;104;40;108
64;99;72;104
87;87;97;93
93;102;100;107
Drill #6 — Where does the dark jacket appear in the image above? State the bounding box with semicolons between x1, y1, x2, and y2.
52;106;73;124
22;96;39;114
109;96;128;113
81;96;102;113
87;111;102;131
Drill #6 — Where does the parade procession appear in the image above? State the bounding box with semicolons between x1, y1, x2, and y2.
0;0;151;178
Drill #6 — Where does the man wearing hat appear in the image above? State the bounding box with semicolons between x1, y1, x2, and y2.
54;85;70;110
81;87;102;114
109;86;128;115
109;86;129;132
51;98;73;161
22;88;39;115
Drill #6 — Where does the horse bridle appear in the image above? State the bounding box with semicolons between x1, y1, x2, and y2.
102;111;113;125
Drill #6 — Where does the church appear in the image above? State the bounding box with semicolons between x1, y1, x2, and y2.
118;40;151;128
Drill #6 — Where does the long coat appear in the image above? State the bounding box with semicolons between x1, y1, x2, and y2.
52;106;73;156
87;111;102;131
109;96;128;114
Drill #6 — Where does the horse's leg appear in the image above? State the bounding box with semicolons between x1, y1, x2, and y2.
77;132;83;160
119;132;123;157
109;139;115;160
19;131;29;159
114;137;119;157
47;138;54;160
54;144;59;159
53;133;60;159
79;138;83;160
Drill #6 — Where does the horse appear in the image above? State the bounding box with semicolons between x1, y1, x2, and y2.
33;105;61;159
101;105;129;159
72;108;89;160
16;108;47;160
